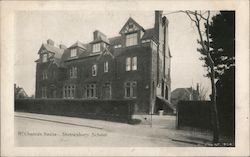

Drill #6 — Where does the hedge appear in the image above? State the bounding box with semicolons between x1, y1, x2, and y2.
15;99;136;123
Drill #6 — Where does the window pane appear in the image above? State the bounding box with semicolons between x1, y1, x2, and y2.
42;54;48;62
126;87;130;97
126;33;137;47
93;43;100;53
132;85;136;97
104;61;108;72
132;57;137;70
70;49;77;57
92;64;97;76
126;57;131;71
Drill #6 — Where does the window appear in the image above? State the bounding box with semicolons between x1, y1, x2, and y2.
63;84;75;99
126;57;131;71
69;66;77;78
84;84;97;99
125;81;137;98
132;57;137;70
70;49;77;57
93;43;100;53
42;54;48;62
114;44;122;48
126;57;137;71
126;33;138;47
141;39;151;43
104;61;108;73
42;71;48;80
41;87;47;98
92;64;97;76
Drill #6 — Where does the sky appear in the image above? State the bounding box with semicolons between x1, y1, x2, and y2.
14;10;215;97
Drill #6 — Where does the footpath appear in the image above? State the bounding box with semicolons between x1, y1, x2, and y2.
15;112;216;146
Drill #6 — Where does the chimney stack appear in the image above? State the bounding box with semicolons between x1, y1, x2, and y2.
93;30;107;41
154;10;163;39
47;39;54;46
59;44;67;50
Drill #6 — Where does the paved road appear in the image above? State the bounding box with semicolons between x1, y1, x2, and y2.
15;112;211;147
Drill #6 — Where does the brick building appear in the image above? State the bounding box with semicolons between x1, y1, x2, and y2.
35;11;171;114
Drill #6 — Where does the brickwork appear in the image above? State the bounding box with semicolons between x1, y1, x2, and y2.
35;11;171;114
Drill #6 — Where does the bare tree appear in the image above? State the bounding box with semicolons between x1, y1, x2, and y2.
197;83;209;100
183;11;220;143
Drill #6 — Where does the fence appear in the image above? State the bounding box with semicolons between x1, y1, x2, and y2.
176;101;212;130
15;99;136;123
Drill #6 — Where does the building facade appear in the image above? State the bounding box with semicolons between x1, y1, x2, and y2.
35;11;171;114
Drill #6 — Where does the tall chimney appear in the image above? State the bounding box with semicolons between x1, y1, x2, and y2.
154;10;163;40
47;39;54;46
59;44;67;50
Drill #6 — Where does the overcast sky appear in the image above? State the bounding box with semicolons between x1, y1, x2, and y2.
14;10;216;97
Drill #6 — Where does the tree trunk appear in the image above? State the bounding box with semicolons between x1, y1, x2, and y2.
210;63;220;143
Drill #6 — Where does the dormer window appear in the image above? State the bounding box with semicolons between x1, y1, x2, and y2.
93;43;100;53
41;53;48;63
126;33;137;47
70;48;77;57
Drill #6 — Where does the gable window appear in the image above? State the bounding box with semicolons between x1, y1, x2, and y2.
84;84;97;99
69;66;77;78
126;56;137;71
104;61;108;73
92;64;97;76
41;54;48;63
41;87;47;98
125;81;137;98
70;48;77;57
42;71;48;80
93;43;100;53
126;33;137;47
63;84;76;99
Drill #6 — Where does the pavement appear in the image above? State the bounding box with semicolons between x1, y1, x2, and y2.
15;112;214;147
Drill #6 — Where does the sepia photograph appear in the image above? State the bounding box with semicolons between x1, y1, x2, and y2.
1;0;249;156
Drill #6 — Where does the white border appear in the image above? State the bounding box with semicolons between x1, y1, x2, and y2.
1;0;249;156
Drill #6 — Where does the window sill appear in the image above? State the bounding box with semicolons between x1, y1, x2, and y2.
124;97;137;99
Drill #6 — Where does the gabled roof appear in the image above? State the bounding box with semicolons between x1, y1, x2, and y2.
52;57;65;67
97;47;114;60
69;41;86;49
141;28;156;40
119;17;145;34
109;36;122;45
39;43;64;59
